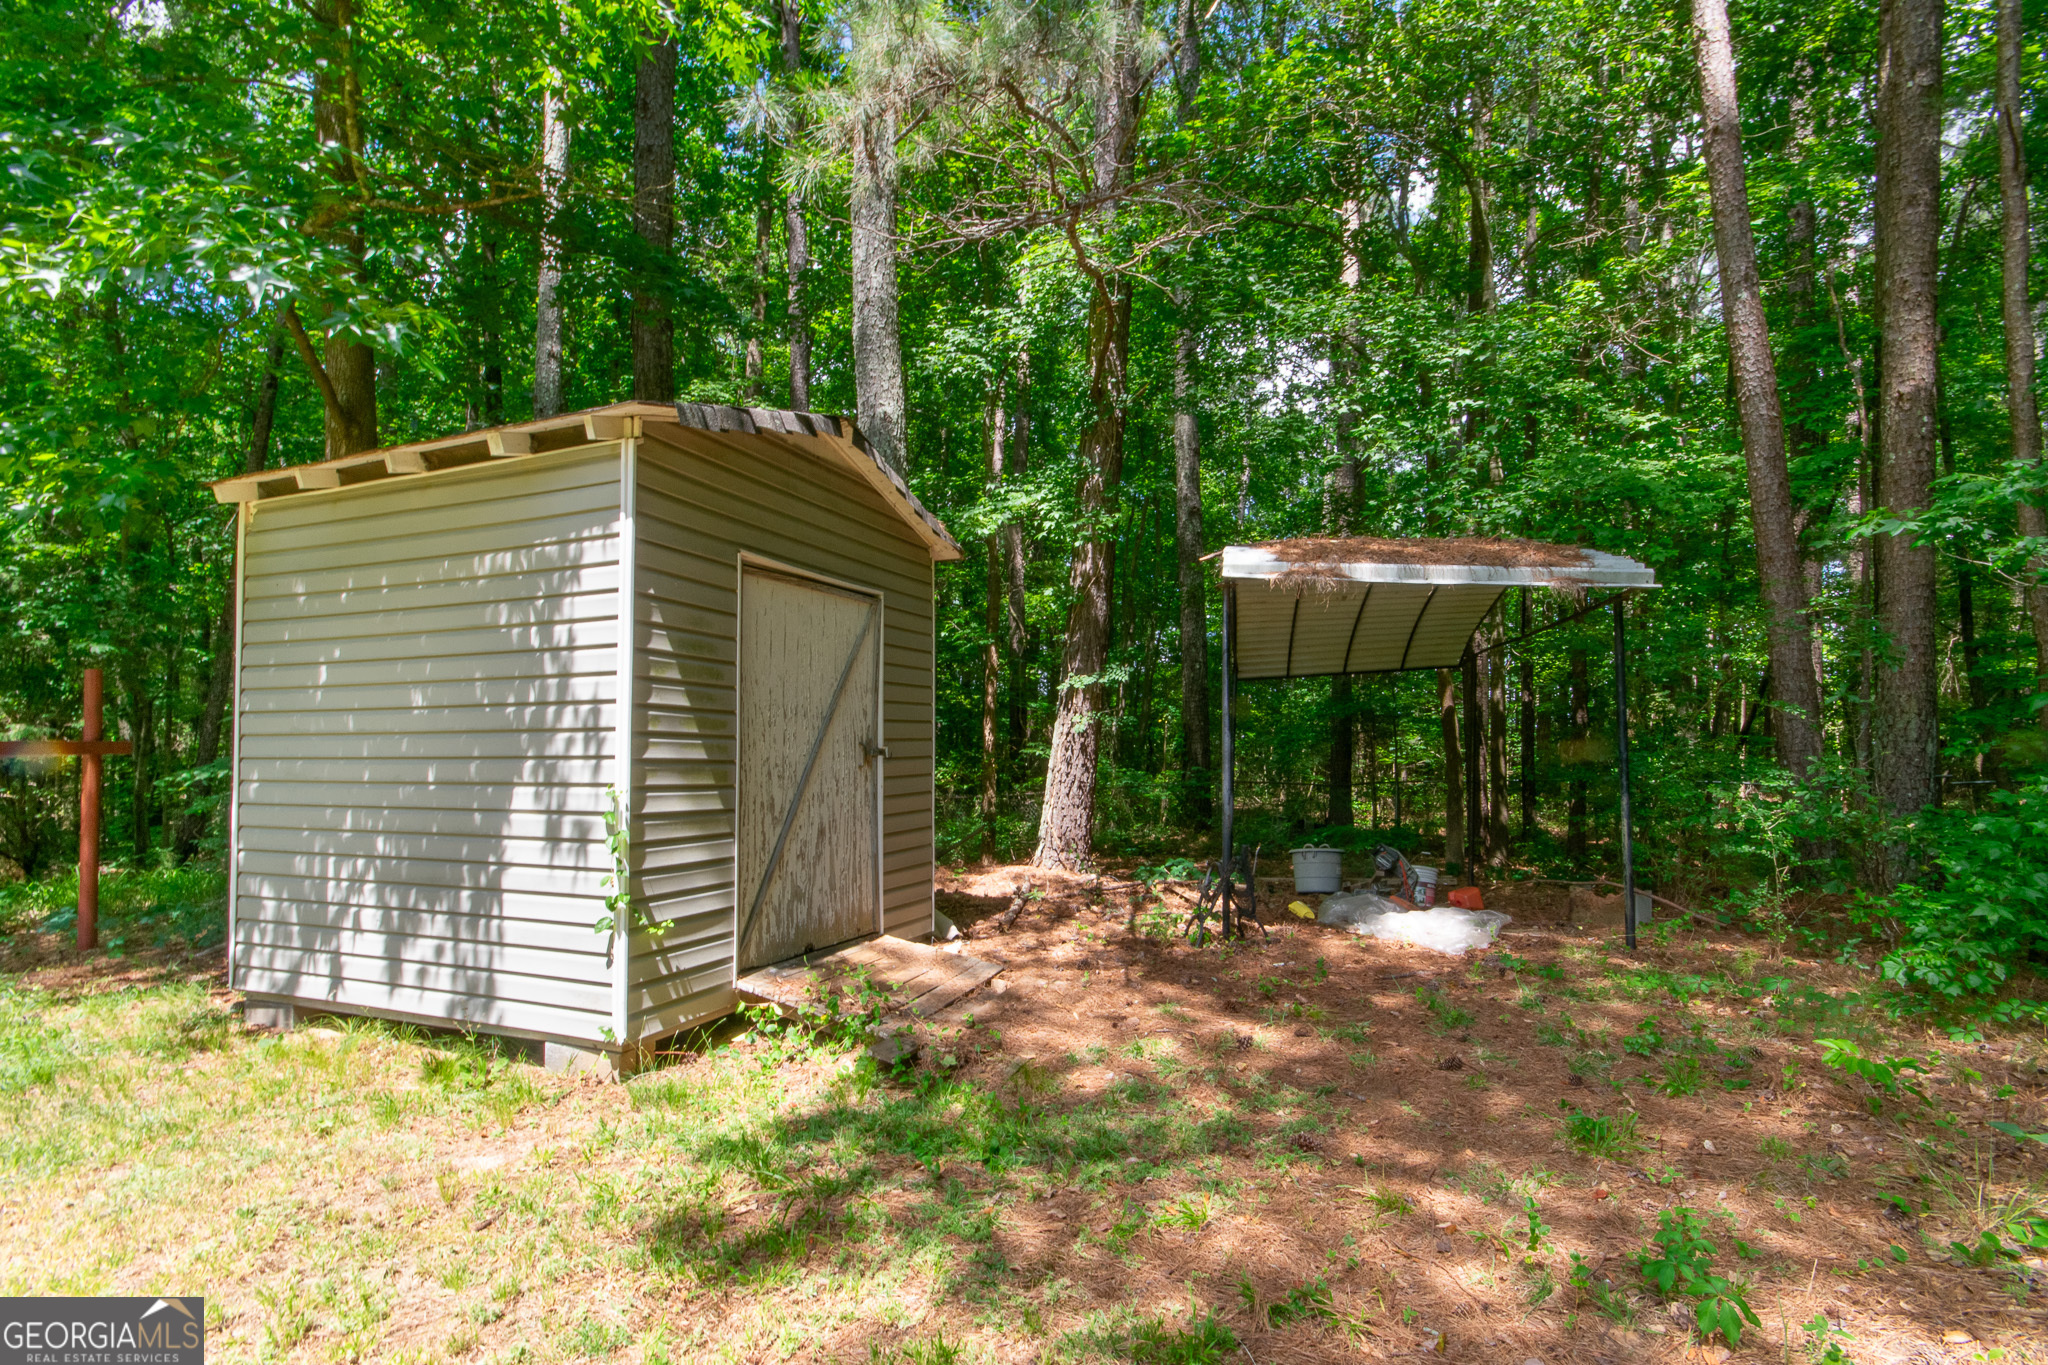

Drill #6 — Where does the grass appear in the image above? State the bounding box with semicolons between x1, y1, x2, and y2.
1559;1107;1646;1159
7;866;2048;1363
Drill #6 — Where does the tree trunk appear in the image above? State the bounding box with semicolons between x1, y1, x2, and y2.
1998;0;2048;707
631;37;676;402
1872;0;1944;836
308;0;375;457
1518;590;1536;838
1328;677;1354;827
1438;668;1463;869
851;110;906;471
1567;647;1589;862
1173;299;1210;804
1324;194;1366;830
778;0;812;411
1032;276;1132;870
1033;17;1142;870
477;239;505;427
745;201;770;398
1691;0;1825;778
533;82;571;418
981;376;1007;862
1325;453;1359;827
1462;647;1483;878
1006;346;1032;760
1484;614;1509;865
177;329;285;858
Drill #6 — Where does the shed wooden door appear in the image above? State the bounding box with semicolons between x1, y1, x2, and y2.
736;567;882;970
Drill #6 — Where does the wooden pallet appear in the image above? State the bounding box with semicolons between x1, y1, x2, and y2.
735;934;1003;1020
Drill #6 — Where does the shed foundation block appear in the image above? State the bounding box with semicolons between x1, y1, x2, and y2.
245;999;297;1031
543;1041;641;1081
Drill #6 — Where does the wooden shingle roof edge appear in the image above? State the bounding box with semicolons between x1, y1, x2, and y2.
209;400;965;562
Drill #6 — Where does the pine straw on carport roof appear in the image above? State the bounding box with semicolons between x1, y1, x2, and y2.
1247;536;1595;570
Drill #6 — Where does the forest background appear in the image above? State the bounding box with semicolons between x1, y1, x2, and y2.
2;0;2046;1013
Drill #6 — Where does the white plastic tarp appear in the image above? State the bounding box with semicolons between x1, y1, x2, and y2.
1315;891;1510;955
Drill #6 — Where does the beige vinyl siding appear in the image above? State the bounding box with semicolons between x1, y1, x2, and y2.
627;423;936;1041
233;447;623;1044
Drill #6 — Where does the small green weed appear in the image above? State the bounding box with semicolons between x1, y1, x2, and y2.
1567;1252;1633;1326
1414;987;1473;1032
1654;1056;1702;1097
1635;1208;1760;1347
1153;1192;1217;1231
1521;1196;1550;1256
1559;1106;1644;1158
1266;1277;1336;1328
1817;1038;1934;1111
561;1316;628;1358
1365;1187;1413;1215
1799;1313;1854;1364
1128;1314;1238;1364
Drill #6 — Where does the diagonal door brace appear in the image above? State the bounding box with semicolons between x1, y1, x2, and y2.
737;600;878;960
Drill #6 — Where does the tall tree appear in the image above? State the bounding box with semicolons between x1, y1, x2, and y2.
632;32;677;401
1996;0;2048;704
1033;0;1145;870
1871;0;1944;835
980;354;1010;861
1172;0;1209;816
781;0;813;411
851;104;906;469
302;0;376;457
1690;0;1825;777
533;79;571;418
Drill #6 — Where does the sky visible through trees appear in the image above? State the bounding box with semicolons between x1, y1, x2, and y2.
1;0;2044;957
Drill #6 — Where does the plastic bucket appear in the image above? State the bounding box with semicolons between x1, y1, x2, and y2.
1412;866;1439;907
1290;846;1343;895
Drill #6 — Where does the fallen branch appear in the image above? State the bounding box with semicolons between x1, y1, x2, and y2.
997;880;1031;934
1586;878;1704;923
1516;878;1706;923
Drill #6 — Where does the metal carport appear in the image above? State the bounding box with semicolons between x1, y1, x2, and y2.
1215;537;1659;946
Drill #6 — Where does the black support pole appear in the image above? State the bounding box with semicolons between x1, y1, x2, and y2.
1461;644;1482;885
1220;582;1237;938
1614;598;1637;950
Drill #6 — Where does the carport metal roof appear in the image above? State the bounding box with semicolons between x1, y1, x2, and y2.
1219;538;1656;680
1213;535;1658;949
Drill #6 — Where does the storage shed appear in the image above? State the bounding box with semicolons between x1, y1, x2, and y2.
211;401;962;1071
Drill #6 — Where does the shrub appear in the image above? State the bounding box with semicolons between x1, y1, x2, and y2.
1863;777;2048;999
1635;1208;1760;1347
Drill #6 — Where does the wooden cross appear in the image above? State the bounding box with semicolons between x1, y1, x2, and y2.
0;669;133;950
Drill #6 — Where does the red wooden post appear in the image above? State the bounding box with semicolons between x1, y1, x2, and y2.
79;668;102;952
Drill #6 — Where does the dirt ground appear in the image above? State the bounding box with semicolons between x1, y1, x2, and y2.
926;864;2048;1363
3;866;2046;1365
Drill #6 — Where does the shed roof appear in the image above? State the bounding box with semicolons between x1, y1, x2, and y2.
210;400;964;561
1220;537;1655;680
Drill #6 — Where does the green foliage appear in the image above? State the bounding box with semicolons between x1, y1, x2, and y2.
1414;986;1473;1032
1800;1314;1855;1364
1862;779;2048;999
1127;1315;1239;1365
1634;1209;1760;1347
1816;1038;1933;1102
1265;1278;1336;1329
1521;1196;1550;1255
1558;1106;1643;1158
1653;1056;1703;1097
0;862;224;953
1566;1252;1632;1325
